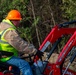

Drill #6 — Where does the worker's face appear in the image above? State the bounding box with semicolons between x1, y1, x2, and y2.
12;20;20;27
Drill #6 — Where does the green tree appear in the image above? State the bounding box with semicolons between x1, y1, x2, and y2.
62;0;76;20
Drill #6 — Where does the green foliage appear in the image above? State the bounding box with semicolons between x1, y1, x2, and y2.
0;0;29;20
62;0;76;20
17;27;32;42
32;16;40;27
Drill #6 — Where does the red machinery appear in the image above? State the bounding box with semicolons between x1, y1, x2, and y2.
0;20;76;75
34;20;76;75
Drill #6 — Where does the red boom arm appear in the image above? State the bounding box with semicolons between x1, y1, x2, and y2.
56;31;76;65
39;25;76;52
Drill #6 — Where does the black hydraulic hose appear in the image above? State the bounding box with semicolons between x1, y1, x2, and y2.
70;52;76;63
42;38;62;73
62;49;76;75
58;20;76;28
0;51;14;57
48;38;62;59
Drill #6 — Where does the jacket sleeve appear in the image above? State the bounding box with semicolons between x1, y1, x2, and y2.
4;30;37;56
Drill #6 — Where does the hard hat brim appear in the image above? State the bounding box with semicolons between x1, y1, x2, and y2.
6;17;22;20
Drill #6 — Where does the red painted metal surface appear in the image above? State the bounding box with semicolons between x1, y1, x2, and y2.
39;25;76;50
0;72;13;75
44;63;76;75
35;25;76;75
56;31;76;65
0;72;4;75
0;73;13;75
34;25;76;62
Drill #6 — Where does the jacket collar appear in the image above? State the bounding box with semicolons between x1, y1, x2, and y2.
2;19;16;29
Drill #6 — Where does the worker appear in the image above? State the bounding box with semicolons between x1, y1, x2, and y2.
0;10;43;75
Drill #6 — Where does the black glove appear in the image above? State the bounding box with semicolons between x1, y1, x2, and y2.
36;50;44;58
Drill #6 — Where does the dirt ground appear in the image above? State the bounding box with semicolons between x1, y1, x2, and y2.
44;53;76;72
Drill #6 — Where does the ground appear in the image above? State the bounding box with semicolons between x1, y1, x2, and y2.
44;53;76;72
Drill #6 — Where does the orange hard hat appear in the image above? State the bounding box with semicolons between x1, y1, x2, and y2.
6;10;22;20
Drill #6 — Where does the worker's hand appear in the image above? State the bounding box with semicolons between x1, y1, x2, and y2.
36;50;44;58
